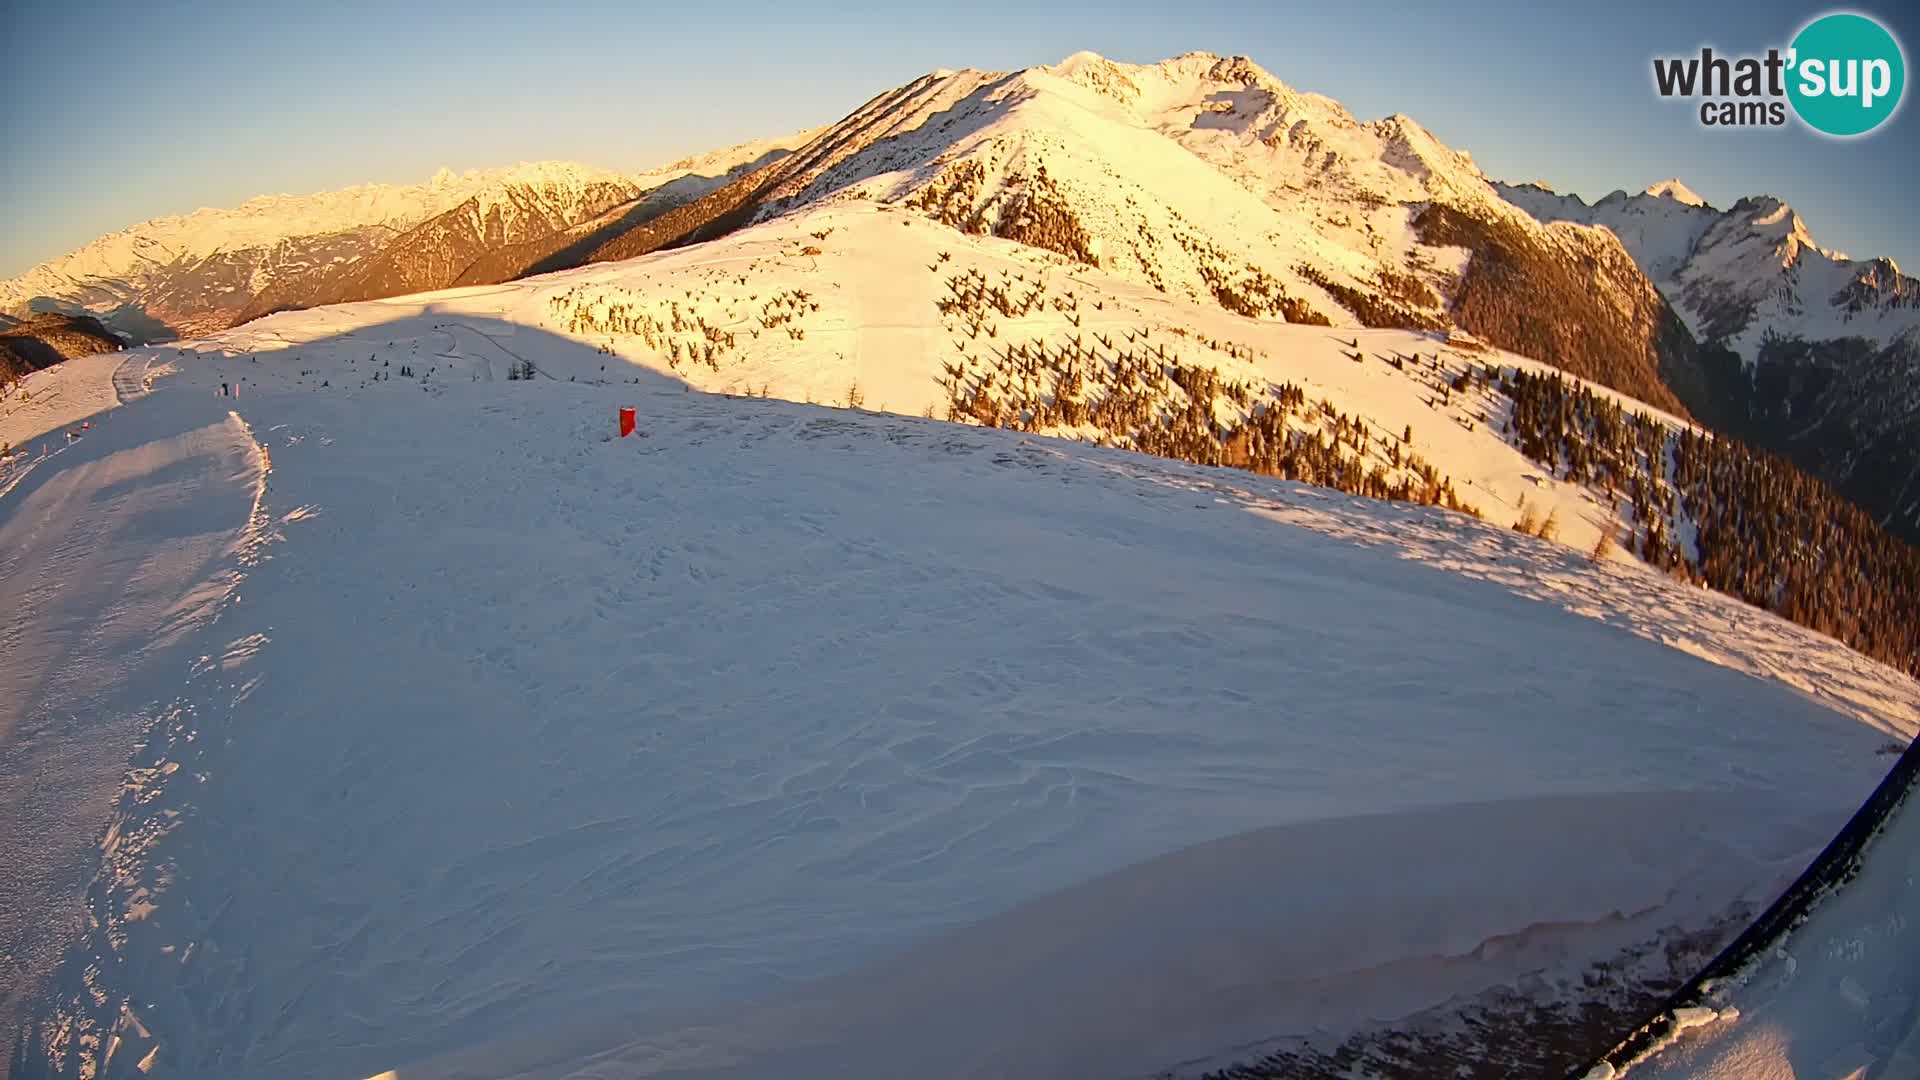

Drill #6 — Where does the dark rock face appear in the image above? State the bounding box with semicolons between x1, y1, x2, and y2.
0;313;124;383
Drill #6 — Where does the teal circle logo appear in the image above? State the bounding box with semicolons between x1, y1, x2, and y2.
1787;12;1906;136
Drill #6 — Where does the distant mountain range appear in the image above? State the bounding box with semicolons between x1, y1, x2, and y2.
0;134;813;345
1498;180;1920;540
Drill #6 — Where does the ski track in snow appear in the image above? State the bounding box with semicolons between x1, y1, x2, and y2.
0;379;263;1072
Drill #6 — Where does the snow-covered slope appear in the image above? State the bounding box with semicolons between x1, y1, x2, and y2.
1616;740;1920;1080
3;276;1915;1079
122;192;1920;668
174;199;1685;561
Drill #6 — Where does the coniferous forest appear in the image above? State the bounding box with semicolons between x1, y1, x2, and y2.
1496;368;1920;679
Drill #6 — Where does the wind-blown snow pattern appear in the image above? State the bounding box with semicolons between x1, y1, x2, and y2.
3;181;1917;1078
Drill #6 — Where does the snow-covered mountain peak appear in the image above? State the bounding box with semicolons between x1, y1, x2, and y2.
1041;50;1147;106
1366;112;1488;194
1644;178;1707;206
1721;195;1822;269
1024;51;1496;211
1049;49;1276;86
1039;50;1333;128
1831;255;1920;315
687;48;1695;425
1051;48;1123;77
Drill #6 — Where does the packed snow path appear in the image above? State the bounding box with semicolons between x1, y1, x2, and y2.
0;387;263;1064
4;317;1916;1079
108;352;157;406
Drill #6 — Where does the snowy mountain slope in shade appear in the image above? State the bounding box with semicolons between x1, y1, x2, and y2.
399;796;1843;1080
4;297;1916;1080
0;367;264;1070
1624;745;1920;1080
0;313;123;383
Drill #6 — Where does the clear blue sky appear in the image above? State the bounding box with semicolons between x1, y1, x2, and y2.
4;0;1915;276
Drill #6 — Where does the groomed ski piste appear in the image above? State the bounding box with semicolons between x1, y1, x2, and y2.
3;198;1918;1080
